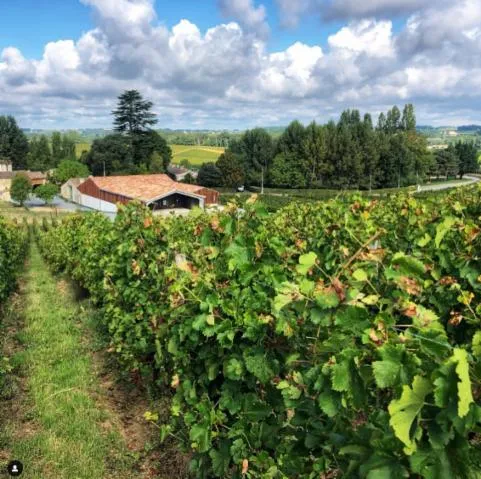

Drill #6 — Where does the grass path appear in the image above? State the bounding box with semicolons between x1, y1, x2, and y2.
0;244;136;478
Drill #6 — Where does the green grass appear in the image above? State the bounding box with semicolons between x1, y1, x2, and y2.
170;144;224;166
1;244;134;478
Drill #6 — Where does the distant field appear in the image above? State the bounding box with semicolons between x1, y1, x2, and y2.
0;201;73;223
75;142;91;157
72;143;224;166
171;144;224;166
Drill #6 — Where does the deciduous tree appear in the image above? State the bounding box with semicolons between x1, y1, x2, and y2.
10;173;32;206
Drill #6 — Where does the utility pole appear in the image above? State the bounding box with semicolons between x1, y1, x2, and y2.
103;161;106;177
261;167;264;194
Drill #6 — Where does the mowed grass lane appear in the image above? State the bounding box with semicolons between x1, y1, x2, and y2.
3;244;133;479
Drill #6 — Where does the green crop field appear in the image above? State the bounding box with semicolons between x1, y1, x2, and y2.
72;143;223;166
75;142;91;157
170;144;224;166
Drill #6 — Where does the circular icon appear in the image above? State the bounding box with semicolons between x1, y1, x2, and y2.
7;460;23;477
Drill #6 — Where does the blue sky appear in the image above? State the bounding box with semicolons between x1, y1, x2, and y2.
0;0;350;56
0;0;480;129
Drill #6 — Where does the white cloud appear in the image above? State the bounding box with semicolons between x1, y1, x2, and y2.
328;20;394;58
217;0;269;37
1;0;481;128
80;0;156;40
325;0;434;20
275;0;312;28
275;0;438;26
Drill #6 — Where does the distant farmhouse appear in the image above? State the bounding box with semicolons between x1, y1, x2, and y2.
0;161;47;201
62;174;218;213
427;144;449;151
167;165;198;182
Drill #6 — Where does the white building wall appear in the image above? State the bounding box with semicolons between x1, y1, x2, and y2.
79;192;118;213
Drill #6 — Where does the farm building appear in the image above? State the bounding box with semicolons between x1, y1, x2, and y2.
72;174;218;213
0;162;48;201
167;165;198;182
60;177;87;204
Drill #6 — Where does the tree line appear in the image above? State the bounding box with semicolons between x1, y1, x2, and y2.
0;115;83;172
2;98;479;196
197;105;480;189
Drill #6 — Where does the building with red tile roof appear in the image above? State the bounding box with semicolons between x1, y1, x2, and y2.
76;174;218;213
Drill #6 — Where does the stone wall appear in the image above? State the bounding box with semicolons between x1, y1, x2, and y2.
0;178;11;201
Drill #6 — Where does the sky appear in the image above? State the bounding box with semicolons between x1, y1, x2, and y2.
0;0;480;130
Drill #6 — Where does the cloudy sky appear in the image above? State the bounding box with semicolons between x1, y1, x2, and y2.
1;0;480;130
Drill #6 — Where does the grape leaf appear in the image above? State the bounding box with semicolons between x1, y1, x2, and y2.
331;360;351;392
297;252;317;275
224;358;244;381
373;360;400;388
190;423;211;453
318;390;340;418
244;353;274;384
388;376;432;454
352;269;368;282
452;348;473;418
435;217;457;248
472;331;481;356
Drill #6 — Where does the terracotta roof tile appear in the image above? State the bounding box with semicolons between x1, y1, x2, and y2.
89;174;211;202
0;170;46;180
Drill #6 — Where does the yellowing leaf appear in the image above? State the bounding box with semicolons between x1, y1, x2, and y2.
143;411;159;422
452;348;474;418
362;295;379;305
388;376;432;455
473;331;481;356
352;269;368;282
435;217;457;248
297;252;318;275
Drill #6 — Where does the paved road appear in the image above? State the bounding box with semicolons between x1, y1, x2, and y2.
418;175;480;192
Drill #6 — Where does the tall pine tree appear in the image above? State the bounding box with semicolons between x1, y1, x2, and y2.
112;90;158;135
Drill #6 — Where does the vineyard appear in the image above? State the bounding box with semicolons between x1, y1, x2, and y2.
32;184;481;478
0;217;28;303
0;217;28;391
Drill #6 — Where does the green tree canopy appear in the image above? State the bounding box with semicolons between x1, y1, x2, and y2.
455;141;479;178
27;135;53;172
233;128;274;186
197;163;222;187
133;131;171;172
10;173;32;206
84;134;132;176
216;151;245;189
51;159;90;185
435;146;459;179
269;152;307;188
36;182;59;204
0;116;29;169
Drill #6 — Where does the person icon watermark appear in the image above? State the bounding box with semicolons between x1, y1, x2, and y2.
7;460;23;477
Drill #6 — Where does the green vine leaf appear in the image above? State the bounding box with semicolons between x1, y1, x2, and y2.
388;376;432;455
452;348;473;418
297;251;317;275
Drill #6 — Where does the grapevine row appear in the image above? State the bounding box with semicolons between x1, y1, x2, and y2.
37;187;481;478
